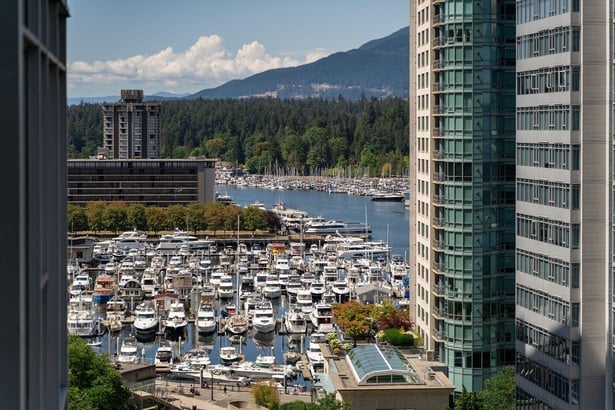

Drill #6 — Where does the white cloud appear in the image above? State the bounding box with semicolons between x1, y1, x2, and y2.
68;35;330;96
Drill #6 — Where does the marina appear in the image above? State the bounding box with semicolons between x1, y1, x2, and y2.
68;183;410;392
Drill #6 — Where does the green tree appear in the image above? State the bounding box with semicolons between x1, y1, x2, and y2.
204;202;226;234
240;206;268;231
251;381;280;410
222;205;242;232
186;203;207;233
166;204;187;230
68;335;131;410
280;394;351;410
126;203;147;230
481;366;515;410
145;207;167;233
67;204;88;232
454;386;484;410
85;201;106;233
102;202;128;234
332;301;376;346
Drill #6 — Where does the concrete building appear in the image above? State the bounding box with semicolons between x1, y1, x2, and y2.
319;344;454;410
67;158;216;206
101;89;161;159
0;1;69;408
409;0;517;393
515;1;611;408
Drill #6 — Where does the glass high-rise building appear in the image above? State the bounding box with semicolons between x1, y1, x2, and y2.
409;0;517;393
515;1;612;408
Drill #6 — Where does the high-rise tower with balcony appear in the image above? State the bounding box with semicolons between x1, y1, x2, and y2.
515;1;612;408
101;89;161;159
409;0;517;392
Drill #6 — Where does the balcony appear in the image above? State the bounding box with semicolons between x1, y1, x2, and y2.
432;37;446;48
432;59;445;70
433;194;444;205
433;306;446;319
433;172;445;182
432;14;445;25
432;82;445;92
433;105;445;115
432;262;445;274
432;328;445;342
433;239;445;251
433;217;444;228
433;149;444;159
433;283;446;296
433;127;445;137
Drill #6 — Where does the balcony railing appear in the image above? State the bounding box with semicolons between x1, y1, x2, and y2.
433;217;444;227
433;172;445;182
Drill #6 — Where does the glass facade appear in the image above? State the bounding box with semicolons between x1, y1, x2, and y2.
411;0;516;393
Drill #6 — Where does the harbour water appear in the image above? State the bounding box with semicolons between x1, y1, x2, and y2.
219;185;410;258
89;185;410;389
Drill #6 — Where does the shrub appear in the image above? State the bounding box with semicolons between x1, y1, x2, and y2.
383;328;414;346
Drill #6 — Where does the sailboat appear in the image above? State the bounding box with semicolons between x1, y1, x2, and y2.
225;215;249;338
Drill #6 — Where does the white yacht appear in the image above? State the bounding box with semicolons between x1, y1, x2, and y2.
156;229;213;253
133;302;159;336
296;289;313;317
217;275;235;299
67;294;99;337
306;333;326;365
310;301;333;328
195;302;217;334
262;275;282;299
331;279;350;301
117;335;139;364
284;306;307;334
309;279;326;300
251;300;276;333
165;301;188;336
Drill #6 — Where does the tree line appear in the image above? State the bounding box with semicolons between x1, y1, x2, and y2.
67;96;409;177
67;202;280;235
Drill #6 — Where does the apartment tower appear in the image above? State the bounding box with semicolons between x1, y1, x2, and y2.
515;1;612;408
101;89;161;159
409;0;517;392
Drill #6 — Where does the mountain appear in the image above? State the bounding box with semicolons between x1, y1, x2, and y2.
188;26;409;100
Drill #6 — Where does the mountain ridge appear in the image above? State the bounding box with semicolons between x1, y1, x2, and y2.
68;26;409;104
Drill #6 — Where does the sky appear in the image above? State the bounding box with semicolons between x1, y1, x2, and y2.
67;0;409;98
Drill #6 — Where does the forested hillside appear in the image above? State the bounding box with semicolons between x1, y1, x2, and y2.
67;96;409;176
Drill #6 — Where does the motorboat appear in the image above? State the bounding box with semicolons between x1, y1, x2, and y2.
155;344;174;366
251;300;276;333
133;302;159;336
221;302;237;318
217;275;235;299
117;335;139;364
306;333;326;365
285;274;302;297
295;289;313;317
218;355;296;380
225;314;249;335
219;346;241;365
92;274;115;305
169;364;250;387
140;269;158;298
310;301;333;328
284;306;307;334
165;301;188;336
262;275;282;299
331;279;350;302
309;280;326;300
303;219;371;235
156;229;213;254
195;302;217;334
183;347;211;367
67;294;99;337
